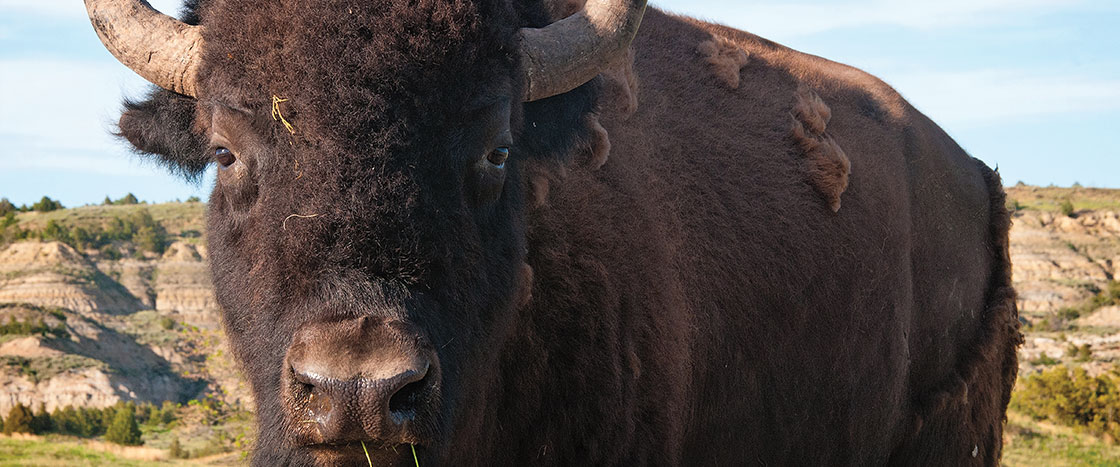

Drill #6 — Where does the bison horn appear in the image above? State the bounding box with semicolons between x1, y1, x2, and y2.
519;0;647;102
84;0;202;97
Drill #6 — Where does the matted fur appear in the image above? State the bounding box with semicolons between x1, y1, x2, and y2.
697;36;751;89
790;86;852;212
109;1;1019;465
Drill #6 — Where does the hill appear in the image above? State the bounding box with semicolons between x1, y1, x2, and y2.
0;203;246;417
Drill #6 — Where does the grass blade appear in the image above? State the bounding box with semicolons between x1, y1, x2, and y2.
361;440;373;467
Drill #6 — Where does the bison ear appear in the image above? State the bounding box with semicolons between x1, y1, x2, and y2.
117;88;211;180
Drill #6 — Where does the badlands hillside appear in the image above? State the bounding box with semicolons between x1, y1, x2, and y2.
0;186;1119;426
0;201;248;415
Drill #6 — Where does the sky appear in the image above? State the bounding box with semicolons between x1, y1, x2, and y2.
0;0;1117;207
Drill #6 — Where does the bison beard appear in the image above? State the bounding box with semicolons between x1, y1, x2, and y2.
96;0;1020;465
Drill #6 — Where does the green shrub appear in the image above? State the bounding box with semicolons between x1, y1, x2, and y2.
105;404;143;446
1060;199;1076;217
4;403;33;435
169;436;185;459
0;198;15;217
125;209;168;254
31;196;63;213
159;401;178;425
1011;366;1120;440
40;220;71;245
1030;352;1060;366
0;317;67;339
113;193;139;205
99;245;122;260
1090;281;1120;310
15;208;169;255
1066;343;1093;363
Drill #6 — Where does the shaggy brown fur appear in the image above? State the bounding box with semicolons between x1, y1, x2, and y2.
108;1;1020;465
697;36;751;89
790;86;852;212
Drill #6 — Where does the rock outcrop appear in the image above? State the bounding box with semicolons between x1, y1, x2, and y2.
1011;210;1119;314
154;242;220;329
0;242;141;315
0;304;200;413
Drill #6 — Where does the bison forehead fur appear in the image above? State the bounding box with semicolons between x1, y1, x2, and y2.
106;0;1020;466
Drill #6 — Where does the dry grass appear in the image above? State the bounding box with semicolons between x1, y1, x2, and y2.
1006;186;1120;213
1002;410;1120;466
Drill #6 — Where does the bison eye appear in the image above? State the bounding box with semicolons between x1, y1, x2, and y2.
214;147;236;167
487;147;509;168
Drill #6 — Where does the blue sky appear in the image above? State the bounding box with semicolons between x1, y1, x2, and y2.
0;0;1118;207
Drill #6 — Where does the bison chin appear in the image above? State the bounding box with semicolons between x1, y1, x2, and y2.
279;316;443;461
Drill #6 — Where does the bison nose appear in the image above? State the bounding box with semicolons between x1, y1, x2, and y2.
284;316;440;446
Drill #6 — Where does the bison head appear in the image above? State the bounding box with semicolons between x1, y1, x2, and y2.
85;0;644;464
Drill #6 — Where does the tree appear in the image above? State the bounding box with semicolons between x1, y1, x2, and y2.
102;196;113;206
113;193;139;205
185;196;201;203
52;406;77;435
99;405;116;433
3;403;33;435
105;404;143;445
0;198;15;216
81;407;106;437
31;196;63;213
169;436;185;458
159;401;177;425
29;403;52;434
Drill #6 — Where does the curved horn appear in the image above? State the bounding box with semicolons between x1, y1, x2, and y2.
84;0;203;97
519;0;647;102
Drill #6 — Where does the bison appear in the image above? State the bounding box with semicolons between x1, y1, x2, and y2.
84;0;1022;465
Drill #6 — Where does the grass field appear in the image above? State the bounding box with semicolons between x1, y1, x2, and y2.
2;410;1117;465
0;434;243;466
13;202;206;237
1003;411;1120;466
0;434;172;466
1005;185;1120;213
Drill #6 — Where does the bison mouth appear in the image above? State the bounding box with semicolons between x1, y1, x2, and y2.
304;441;426;466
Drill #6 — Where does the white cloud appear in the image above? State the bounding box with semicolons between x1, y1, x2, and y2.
0;58;154;176
889;69;1120;127
656;0;1098;39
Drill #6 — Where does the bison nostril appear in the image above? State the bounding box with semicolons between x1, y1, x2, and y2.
285;319;441;445
388;372;431;423
307;386;331;417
